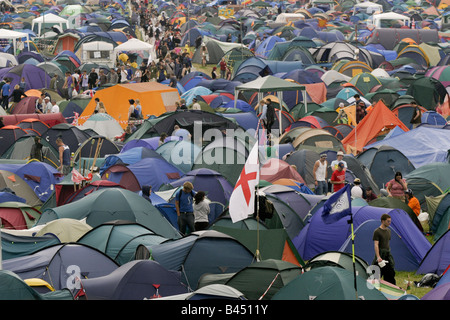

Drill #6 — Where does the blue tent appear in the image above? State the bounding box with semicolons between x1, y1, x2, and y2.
221;111;258;130
421;111;447;126
364;126;450;168
2;243;119;290
255;36;286;59
163;168;234;206
0;162;63;202
417;229;450;275
100;147;165;175
294;206;431;261
151;230;255;290
0;191;26;203
79;260;189;300
339;220;421;271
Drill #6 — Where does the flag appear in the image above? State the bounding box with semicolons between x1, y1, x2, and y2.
228;142;260;223
71;168;85;184
321;184;352;224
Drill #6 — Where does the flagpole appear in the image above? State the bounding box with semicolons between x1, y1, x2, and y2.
348;213;358;300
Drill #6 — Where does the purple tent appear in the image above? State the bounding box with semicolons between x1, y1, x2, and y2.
294;206;432;262
165;168;233;206
0;64;51;91
421;282;450;300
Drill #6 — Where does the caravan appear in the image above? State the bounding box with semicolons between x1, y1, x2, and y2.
80;41;115;68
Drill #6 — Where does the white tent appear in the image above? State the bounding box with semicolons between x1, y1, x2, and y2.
80;41;115;67
372;12;410;28
31;13;69;36
354;1;383;14
0;29;30;55
113;38;156;63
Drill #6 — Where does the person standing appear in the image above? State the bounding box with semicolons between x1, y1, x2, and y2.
81;70;89;91
141;185;152;204
373;213;396;285
30;136;43;161
351;178;363;198
193;191;210;231
386;171;407;201
265;98;275;137
56;137;71;175
63;72;74;100
330;151;347;171
175;181;195;235
88;68;98;89
219;58;227;78
330;162;346;193
405;189;421;217
1;78;11;110
313;153;328;195
410;101;422;129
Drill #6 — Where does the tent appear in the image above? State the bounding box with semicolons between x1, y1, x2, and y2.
156;140;202;174
204;259;302;300
271;266;387;300
339;220;423;271
372;12;410;28
79;83;180;129
0;201;41;230
36;188;181;240
2;243;119;290
356;145;416;190
154;284;246;300
162;168;233;206
77;220;167;265
0;29;30;57
341;100;410;155
113;38;157;63
0;170;42;207
102;157;184;192
0;270;73;300
304;251;369;279
294;205;431;262
78;113;124;140
234;75;307;132
1;231;60;260
150;230;255;290
79;260;189;300
416;229;450;275
426;193;450;241
31;13;69;36
362;126;450;168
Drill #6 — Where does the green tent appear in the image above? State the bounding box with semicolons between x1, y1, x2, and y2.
348;72;382;96
0;270;73;300
212;226;305;266
304;251;369;280
36;188;181;240
406;162;450;210
218;259;302;300
77;220;168;265
271;266;388;300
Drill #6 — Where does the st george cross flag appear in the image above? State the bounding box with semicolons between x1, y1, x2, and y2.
321;184;352;224
229;142;260;223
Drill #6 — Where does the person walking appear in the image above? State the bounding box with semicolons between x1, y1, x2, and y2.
386;171;407;201
313;153;328;195
193;191;210;231
373;213;396;285
330;162;346;193
1;78;11;110
175;181;195;235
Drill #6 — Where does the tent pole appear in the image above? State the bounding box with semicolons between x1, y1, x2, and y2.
278;91;282;135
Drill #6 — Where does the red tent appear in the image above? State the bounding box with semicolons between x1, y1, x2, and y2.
260;158;305;183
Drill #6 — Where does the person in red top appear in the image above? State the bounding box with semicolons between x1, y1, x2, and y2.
330;162;346;192
219;58;227;78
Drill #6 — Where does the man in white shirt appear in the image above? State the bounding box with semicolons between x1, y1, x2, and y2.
192;98;201;110
313;153;328;195
331;150;347;171
43;97;52;114
50;100;60;113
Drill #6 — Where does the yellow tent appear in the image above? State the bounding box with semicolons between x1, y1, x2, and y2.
79;82;180;128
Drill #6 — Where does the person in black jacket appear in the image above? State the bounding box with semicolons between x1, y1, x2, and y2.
9;84;27;109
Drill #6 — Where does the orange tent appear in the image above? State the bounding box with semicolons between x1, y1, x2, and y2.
78;82;180;128
341;100;409;155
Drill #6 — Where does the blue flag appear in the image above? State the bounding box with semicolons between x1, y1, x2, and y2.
321;184;352;224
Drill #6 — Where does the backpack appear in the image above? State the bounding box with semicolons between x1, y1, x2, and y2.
253;195;274;221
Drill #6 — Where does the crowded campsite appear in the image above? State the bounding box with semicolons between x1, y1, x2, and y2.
0;0;450;304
